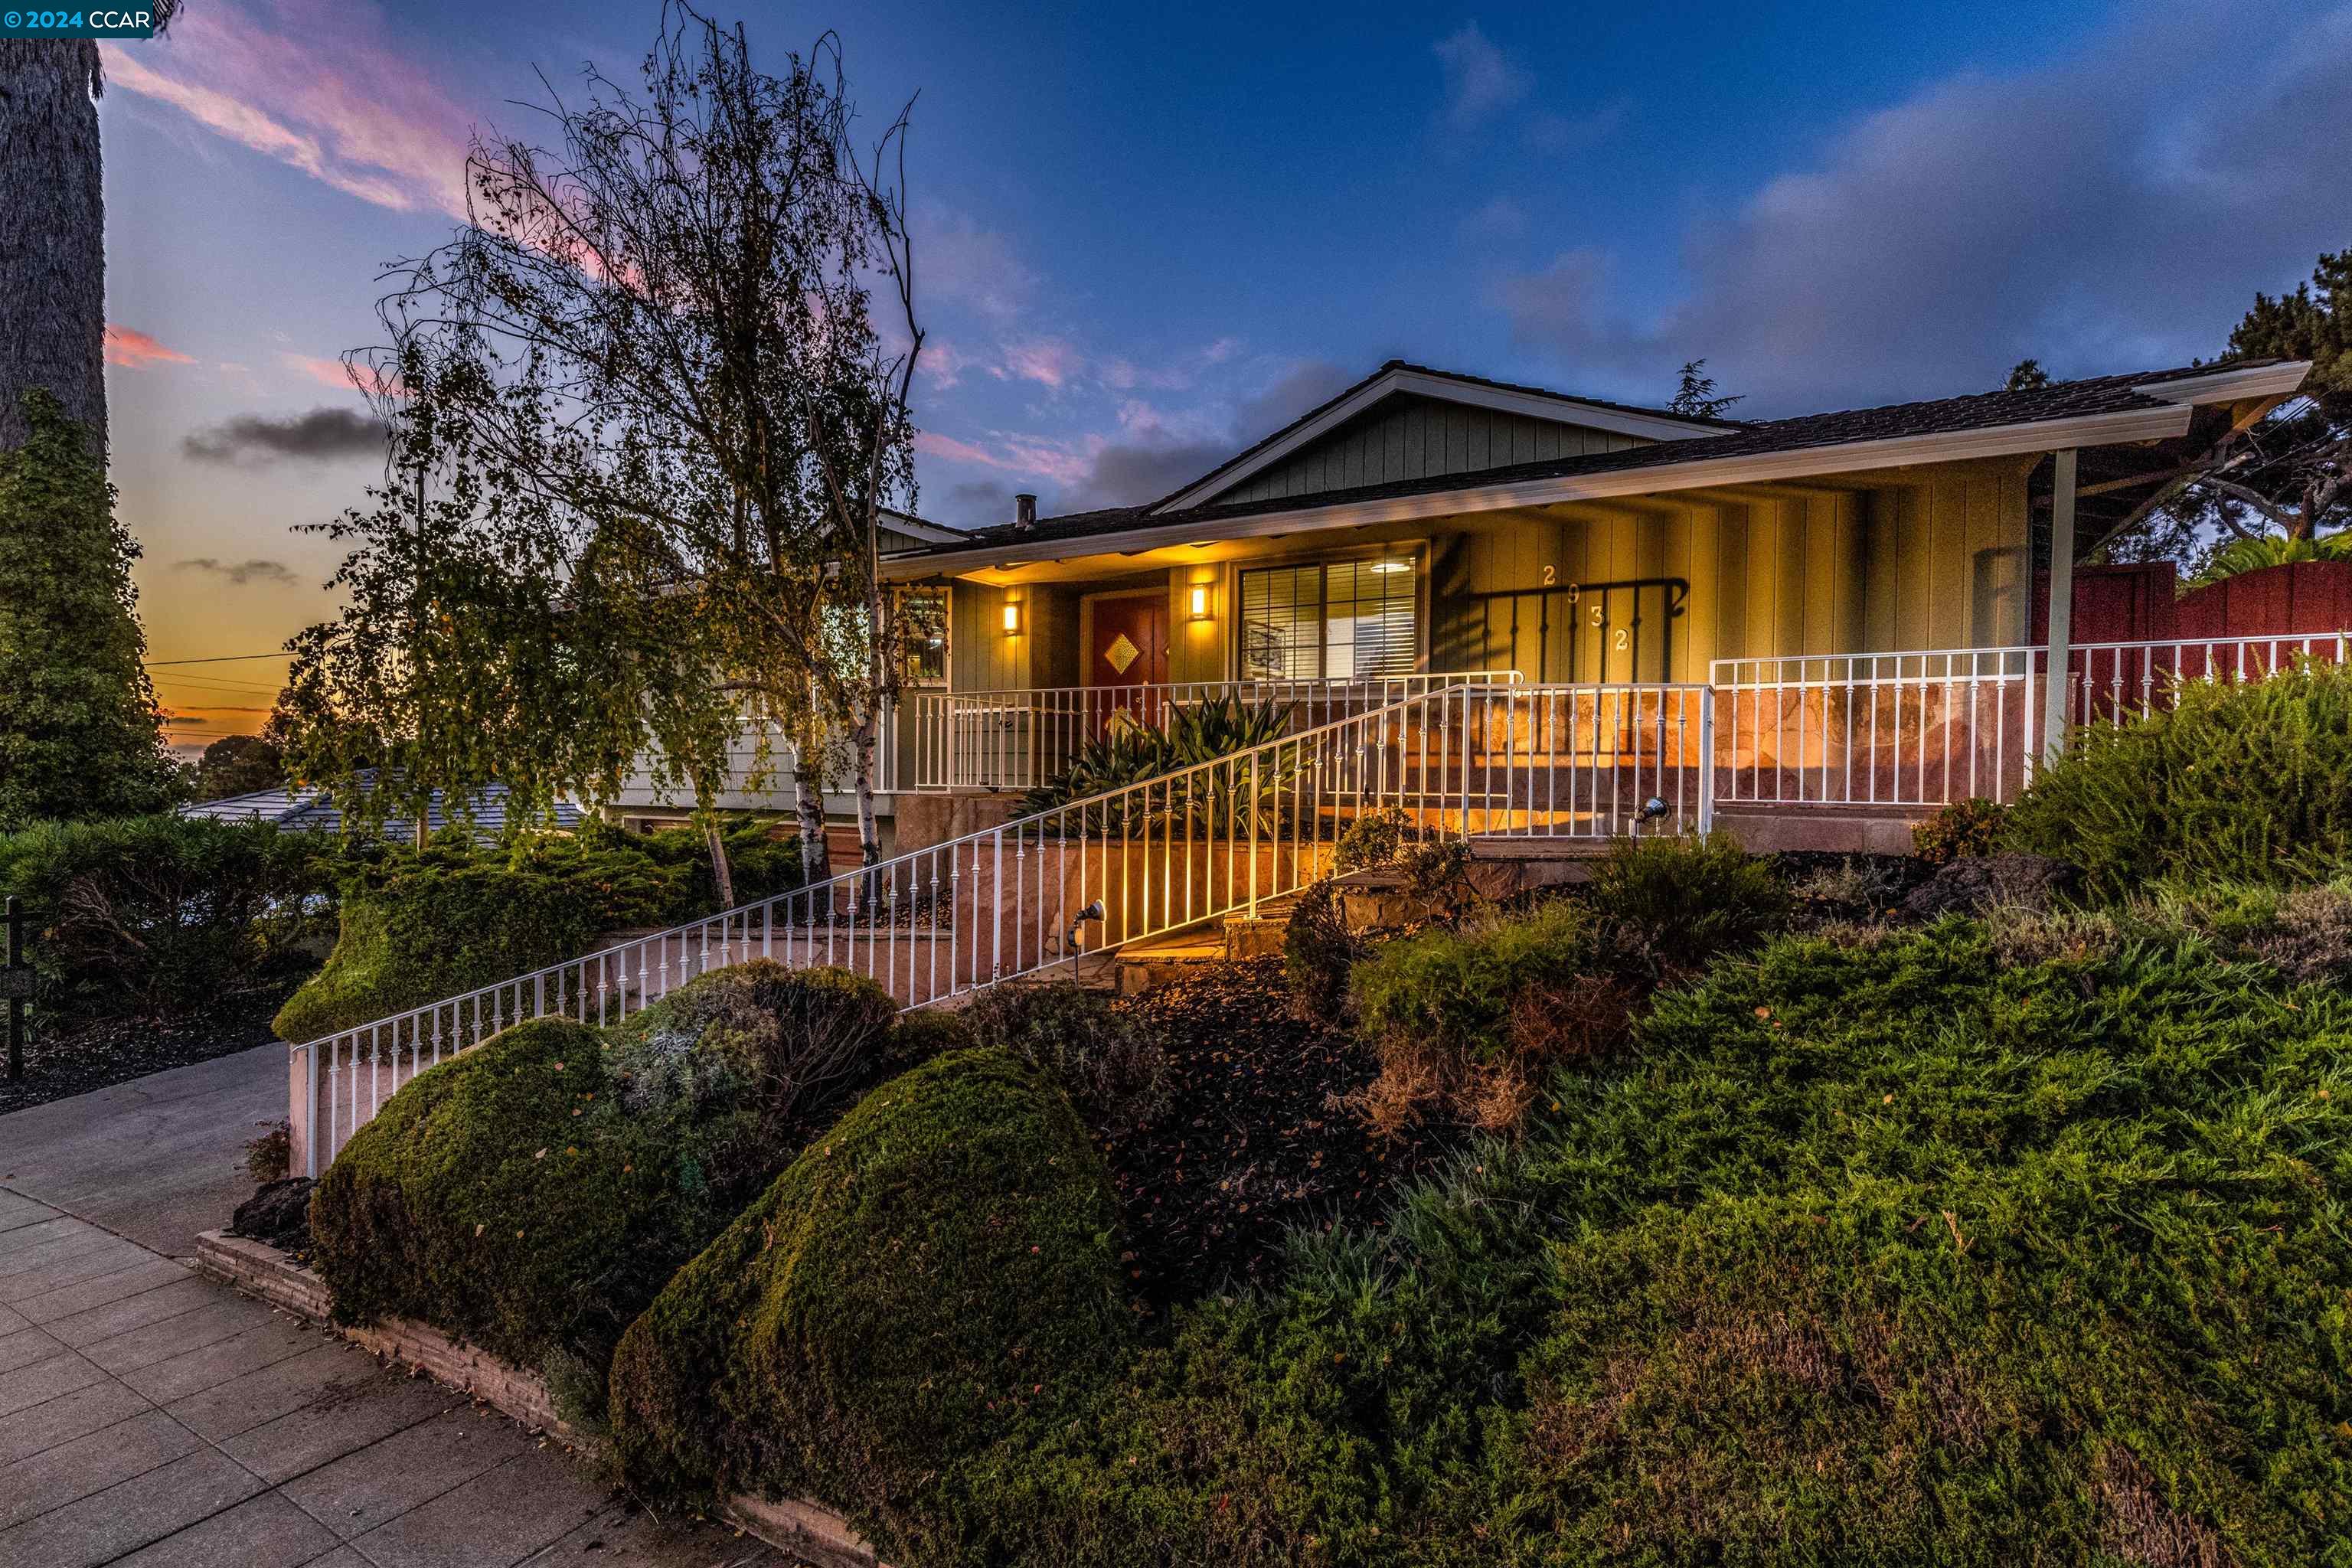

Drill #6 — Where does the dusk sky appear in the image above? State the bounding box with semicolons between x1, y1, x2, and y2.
96;0;2352;751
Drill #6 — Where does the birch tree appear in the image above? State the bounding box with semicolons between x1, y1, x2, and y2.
289;5;927;874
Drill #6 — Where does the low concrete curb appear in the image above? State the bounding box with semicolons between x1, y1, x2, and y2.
194;1230;884;1568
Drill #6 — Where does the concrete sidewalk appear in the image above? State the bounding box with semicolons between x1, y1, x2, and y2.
0;1054;786;1567
0;1044;286;1259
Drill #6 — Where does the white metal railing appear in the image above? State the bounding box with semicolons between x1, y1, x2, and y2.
289;680;1707;1174
1711;632;2350;808
906;673;1522;792
1710;648;2038;808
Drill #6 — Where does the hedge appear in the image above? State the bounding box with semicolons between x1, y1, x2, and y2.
0;814;319;1023
308;961;905;1423
609;1047;1132;1540
274;820;802;1043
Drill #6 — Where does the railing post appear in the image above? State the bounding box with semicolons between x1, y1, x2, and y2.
1247;751;1259;917
1695;688;1716;835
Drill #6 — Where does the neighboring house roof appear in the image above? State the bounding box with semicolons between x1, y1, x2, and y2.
877;508;965;552
893;358;2311;573
179;770;584;838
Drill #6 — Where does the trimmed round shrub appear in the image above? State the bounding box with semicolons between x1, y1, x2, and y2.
309;962;902;1421
609;1047;1131;1538
2002;655;2352;898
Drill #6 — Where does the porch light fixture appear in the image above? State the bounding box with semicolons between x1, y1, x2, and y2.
1001;599;1021;636
1188;584;1210;620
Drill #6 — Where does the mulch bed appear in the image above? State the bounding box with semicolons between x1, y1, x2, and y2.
1099;956;1470;1312
0;975;313;1117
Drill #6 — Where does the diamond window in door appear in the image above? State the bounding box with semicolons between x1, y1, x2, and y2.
1103;632;1141;676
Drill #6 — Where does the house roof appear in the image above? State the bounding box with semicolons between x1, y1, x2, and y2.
1150;358;1743;512
178;771;585;838
894;357;2310;572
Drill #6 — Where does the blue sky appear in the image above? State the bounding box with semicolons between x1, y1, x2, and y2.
93;0;2352;744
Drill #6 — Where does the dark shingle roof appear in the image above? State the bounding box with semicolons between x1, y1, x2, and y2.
908;359;2275;561
179;771;584;838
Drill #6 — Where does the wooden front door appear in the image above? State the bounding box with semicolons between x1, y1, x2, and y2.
1088;594;1170;688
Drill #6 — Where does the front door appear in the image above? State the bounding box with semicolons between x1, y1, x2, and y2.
1088;594;1170;688
1087;593;1171;737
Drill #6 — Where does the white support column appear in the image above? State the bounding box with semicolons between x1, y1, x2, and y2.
2038;448;2079;769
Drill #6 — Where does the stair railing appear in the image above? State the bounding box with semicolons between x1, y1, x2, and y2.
289;681;1710;1174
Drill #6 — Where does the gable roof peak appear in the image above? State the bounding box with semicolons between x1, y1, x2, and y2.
1152;358;1739;514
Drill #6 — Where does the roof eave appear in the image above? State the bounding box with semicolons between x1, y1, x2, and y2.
888;400;2194;580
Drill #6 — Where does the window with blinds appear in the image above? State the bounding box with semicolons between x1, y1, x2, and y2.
1239;557;1418;680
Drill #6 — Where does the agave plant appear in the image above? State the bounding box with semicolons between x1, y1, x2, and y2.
1014;697;1302;838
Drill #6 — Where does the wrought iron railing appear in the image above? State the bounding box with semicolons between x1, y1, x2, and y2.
904;673;1521;792
288;680;1707;1175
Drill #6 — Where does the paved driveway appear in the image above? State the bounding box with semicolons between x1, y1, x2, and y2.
0;1053;785;1567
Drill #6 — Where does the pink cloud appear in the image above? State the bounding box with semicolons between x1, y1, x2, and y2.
104;324;196;369
280;352;403;399
912;204;1034;320
915;429;1096;487
100;2;472;217
919;340;972;390
995;338;1083;390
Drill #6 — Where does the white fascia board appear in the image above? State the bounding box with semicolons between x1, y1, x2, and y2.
1152;367;1730;514
2129;360;2311;407
890;403;2192;580
904;405;2194;577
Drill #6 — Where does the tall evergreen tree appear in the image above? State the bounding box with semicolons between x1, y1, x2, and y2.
0;391;176;827
0;8;184;452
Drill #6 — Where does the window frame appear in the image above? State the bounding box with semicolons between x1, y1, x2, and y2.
1233;547;1426;682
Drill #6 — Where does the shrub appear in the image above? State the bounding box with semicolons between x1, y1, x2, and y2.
1583;830;1788;974
1281;876;1365;1019
1910;795;2008;866
609;1047;1132;1539
1349;899;1628;1135
308;962;901;1421
1012;695;1295;830
0;814;319;1023
939;907;2352;1563
1333;805;1413;873
617;815;805;911
962;978;1171;1134
273;832;685;1042
2001;655;2352;897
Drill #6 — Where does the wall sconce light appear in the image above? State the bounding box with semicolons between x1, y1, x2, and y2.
1188;584;1210;621
1001;599;1021;636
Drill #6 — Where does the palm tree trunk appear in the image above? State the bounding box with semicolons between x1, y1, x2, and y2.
0;41;107;452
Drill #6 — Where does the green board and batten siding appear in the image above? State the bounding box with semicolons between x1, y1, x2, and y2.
1218;394;1645;507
